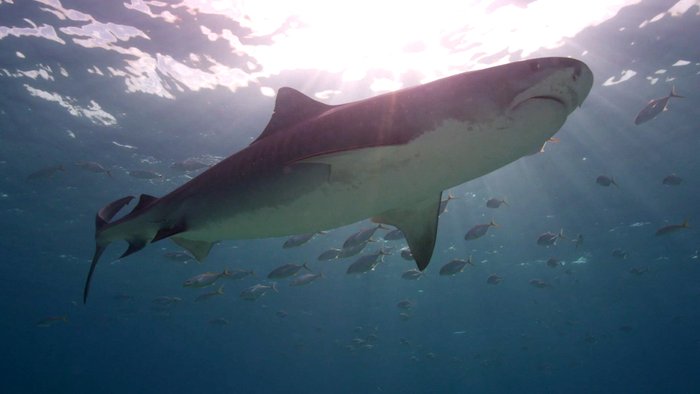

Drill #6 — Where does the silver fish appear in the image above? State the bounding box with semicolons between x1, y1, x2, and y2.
486;198;508;208
346;250;387;274
183;269;231;287
634;87;683;125
439;256;473;276
342;224;388;249
655;219;689;236
239;283;278;301
401;268;423;280
596;175;617;187
195;285;225;302
486;274;502;285
662;174;682;186
537;229;565;246
27;164;65;180
464;220;497;240
283;232;322;248
267;262;311;279
75;161;112;177
127;169;163;179
171;158;210;172
290;272;324;286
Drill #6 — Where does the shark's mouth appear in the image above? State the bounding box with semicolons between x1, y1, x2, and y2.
510;94;569;114
529;95;567;107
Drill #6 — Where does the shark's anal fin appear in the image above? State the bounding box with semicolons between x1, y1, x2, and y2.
171;237;214;262
96;196;134;231
83;245;106;304
373;193;442;271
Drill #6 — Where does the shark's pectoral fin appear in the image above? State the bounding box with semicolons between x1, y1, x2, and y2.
373;193;442;271
171;237;214;261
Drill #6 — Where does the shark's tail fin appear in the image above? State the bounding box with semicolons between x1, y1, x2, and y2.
83;196;134;304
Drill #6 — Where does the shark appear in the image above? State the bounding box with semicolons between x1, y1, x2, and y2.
83;57;593;302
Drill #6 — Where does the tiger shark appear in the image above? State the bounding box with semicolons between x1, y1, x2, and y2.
83;57;593;302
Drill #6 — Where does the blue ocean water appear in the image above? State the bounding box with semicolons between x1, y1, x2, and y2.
1;1;699;393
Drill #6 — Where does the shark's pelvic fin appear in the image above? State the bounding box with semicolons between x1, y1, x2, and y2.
252;87;334;144
171;237;214;261
96;196;134;231
373;193;442;271
121;238;148;258
152;222;187;243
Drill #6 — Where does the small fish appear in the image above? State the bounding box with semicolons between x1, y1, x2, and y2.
439;256;474;276
596;175;617;187
634;86;683;125
401;268;423;280
529;279;550;288
438;193;459;215
75;161;112;177
611;248;628;259
655;219;690;236
342;224;387;249
239;283;277;301
464;220;497;240
399;247;414;261
339;240;372;258
128;169;163;179
383;229;405;241
318;248;341;261
537;229;565;246
662;174;682;186
290;272;324;286
346;250;387;274
27;164;65;180
152;296;182;305
163;251;195;263
227;269;255;280
183;269;231;288
170;158;210;172
36;315;68;327
572;233;584;248
195;285;225;302
267;262;311;279
546;257;560;268
629;267;648;276
486;198;509;208
113;293;134;301
209;318;229;326
283;232;323;248
276;310;288;318
397;299;414;310
486;274;502;285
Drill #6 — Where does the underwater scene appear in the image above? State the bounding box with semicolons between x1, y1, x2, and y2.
1;1;699;393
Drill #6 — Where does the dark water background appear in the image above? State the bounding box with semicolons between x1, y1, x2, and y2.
1;1;699;393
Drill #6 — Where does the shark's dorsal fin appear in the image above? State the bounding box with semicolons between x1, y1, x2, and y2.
372;193;442;271
252;87;334;144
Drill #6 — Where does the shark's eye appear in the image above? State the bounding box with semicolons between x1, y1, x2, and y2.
530;61;541;72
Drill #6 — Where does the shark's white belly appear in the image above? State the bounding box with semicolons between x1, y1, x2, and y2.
186;99;566;241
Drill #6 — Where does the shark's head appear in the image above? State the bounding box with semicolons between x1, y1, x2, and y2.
437;57;593;160
503;57;593;116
